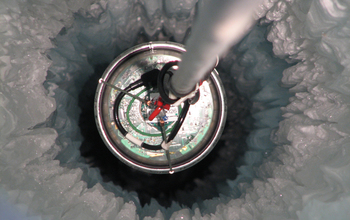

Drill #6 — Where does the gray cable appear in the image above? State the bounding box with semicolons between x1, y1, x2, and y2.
170;0;263;96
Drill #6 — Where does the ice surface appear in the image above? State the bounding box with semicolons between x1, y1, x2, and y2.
1;0;350;219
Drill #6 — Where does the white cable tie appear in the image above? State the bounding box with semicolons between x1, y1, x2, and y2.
161;141;171;150
126;133;143;146
173;83;199;107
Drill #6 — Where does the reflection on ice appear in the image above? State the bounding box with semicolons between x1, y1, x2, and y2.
1;0;350;219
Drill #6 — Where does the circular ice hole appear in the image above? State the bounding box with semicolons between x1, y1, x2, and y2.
44;3;291;217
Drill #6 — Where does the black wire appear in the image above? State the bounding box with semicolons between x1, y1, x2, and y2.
140;143;162;151
113;81;143;136
167;100;190;142
157;61;180;104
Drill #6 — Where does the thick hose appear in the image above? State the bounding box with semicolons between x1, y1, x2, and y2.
170;0;263;96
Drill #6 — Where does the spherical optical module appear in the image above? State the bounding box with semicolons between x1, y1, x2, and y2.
94;42;227;174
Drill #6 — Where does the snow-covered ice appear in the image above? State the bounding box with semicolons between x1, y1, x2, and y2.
1;0;350;219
